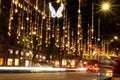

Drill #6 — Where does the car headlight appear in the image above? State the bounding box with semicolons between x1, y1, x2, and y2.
105;71;113;77
97;70;113;77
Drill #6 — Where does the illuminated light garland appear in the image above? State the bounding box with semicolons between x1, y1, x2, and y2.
61;0;68;55
54;18;60;48
7;0;85;61
45;18;49;47
8;0;15;36
49;2;64;18
12;0;46;17
76;0;83;56
66;19;70;54
43;0;50;47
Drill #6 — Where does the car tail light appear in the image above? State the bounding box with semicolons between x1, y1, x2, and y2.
94;67;99;71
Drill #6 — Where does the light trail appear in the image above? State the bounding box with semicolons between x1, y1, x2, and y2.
0;67;87;72
67;67;87;71
0;67;66;72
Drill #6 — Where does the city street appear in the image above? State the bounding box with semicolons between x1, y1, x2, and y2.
0;72;119;80
0;0;120;80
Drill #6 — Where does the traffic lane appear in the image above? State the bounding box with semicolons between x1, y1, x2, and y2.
0;72;95;80
0;72;114;80
113;77;120;80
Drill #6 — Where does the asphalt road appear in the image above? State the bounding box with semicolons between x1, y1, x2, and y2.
0;72;118;80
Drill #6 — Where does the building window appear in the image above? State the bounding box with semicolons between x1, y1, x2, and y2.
25;60;29;67
15;59;19;66
26;53;29;56
7;58;13;66
15;50;19;55
21;52;24;56
36;55;38;58
9;49;13;54
0;58;4;65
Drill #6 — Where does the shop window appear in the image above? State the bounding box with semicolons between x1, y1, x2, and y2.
26;53;29;56
21;52;24;56
25;60;29;67
15;59;19;66
7;58;13;66
0;58;4;65
15;50;19;55
62;59;67;66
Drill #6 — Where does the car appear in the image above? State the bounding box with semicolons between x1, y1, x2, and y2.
87;60;113;77
111;57;120;76
87;64;100;72
87;60;100;72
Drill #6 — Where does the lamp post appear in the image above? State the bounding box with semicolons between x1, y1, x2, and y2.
98;2;111;54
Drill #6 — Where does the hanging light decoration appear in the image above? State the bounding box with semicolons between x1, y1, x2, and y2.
7;0;84;61
77;0;83;56
55;20;60;48
8;0;15;36
67;19;70;54
61;0;66;49
44;0;50;47
49;2;64;18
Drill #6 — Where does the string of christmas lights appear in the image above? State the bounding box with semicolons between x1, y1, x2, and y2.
8;0;84;59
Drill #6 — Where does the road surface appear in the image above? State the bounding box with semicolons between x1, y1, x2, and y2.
0;72;117;80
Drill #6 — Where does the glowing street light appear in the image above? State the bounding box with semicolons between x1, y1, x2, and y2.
114;36;118;40
56;0;61;3
101;2;110;11
97;1;111;54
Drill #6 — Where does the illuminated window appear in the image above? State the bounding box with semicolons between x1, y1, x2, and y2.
55;60;59;67
15;59;19;66
39;55;42;58
0;58;4;65
7;58;13;66
62;59;67;66
9;49;13;54
21;52;24;56
26;53;29;56
25;60;29;67
70;60;75;66
15;50;19;55
42;56;46;60
36;55;38;58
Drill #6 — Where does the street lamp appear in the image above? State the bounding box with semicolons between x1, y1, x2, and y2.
99;1;111;12
114;36;118;40
89;1;111;59
101;2;110;11
102;2;110;54
97;1;111;54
